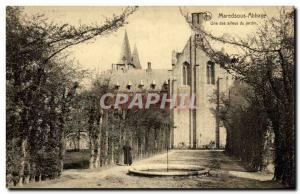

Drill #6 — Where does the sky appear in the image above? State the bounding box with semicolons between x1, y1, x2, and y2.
23;6;290;75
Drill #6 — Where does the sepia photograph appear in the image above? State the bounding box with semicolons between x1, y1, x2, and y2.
5;5;295;189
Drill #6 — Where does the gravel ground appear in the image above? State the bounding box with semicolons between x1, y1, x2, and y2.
17;150;285;189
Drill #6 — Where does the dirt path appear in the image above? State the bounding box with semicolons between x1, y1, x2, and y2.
19;150;284;189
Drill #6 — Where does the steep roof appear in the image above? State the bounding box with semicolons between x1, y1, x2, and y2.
132;44;142;69
118;30;132;65
102;68;171;92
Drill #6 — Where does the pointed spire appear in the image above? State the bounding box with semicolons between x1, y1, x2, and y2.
118;30;132;65
132;44;142;69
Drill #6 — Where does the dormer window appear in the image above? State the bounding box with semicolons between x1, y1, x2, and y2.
127;81;132;90
115;81;120;90
151;80;156;89
139;80;144;89
163;80;169;90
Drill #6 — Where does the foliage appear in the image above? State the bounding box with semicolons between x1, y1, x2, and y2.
218;81;272;171
6;6;137;186
68;77;171;168
182;7;295;187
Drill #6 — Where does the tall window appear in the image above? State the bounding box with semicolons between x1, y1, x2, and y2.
182;65;187;85
182;62;191;86
211;62;215;84
207;61;215;85
206;64;211;84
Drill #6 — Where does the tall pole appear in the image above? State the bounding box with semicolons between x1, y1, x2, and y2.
166;78;172;172
166;78;176;171
167;126;169;172
216;78;222;149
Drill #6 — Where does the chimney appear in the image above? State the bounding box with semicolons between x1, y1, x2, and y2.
147;62;152;71
192;13;200;25
191;12;207;29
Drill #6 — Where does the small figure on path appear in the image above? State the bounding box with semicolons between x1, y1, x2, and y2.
123;141;132;166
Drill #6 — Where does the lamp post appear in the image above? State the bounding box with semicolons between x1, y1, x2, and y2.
167;125;177;172
167;125;169;172
216;77;223;149
166;77;176;171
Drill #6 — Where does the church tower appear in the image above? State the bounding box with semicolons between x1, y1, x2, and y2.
118;30;132;66
114;30;141;70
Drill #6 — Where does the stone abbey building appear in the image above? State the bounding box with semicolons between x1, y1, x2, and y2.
103;13;233;149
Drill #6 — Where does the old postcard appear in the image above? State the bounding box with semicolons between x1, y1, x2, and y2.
6;6;295;189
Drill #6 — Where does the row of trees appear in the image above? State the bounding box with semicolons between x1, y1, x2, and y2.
183;7;295;187
66;78;171;169
218;81;274;171
6;6;137;186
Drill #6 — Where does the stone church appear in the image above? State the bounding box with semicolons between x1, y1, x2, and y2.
103;12;233;149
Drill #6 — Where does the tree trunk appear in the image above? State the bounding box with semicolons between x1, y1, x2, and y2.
18;138;27;186
104;128;109;165
24;163;31;184
273;122;295;187
38;174;42;182
89;138;95;169
111;140;115;164
95;114;103;167
94;146;101;168
77;133;81;151
59;130;66;175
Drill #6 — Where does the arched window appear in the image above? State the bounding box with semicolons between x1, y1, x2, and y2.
210;62;215;84
206;64;211;84
182;65;187;85
207;61;215;85
182;62;191;86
